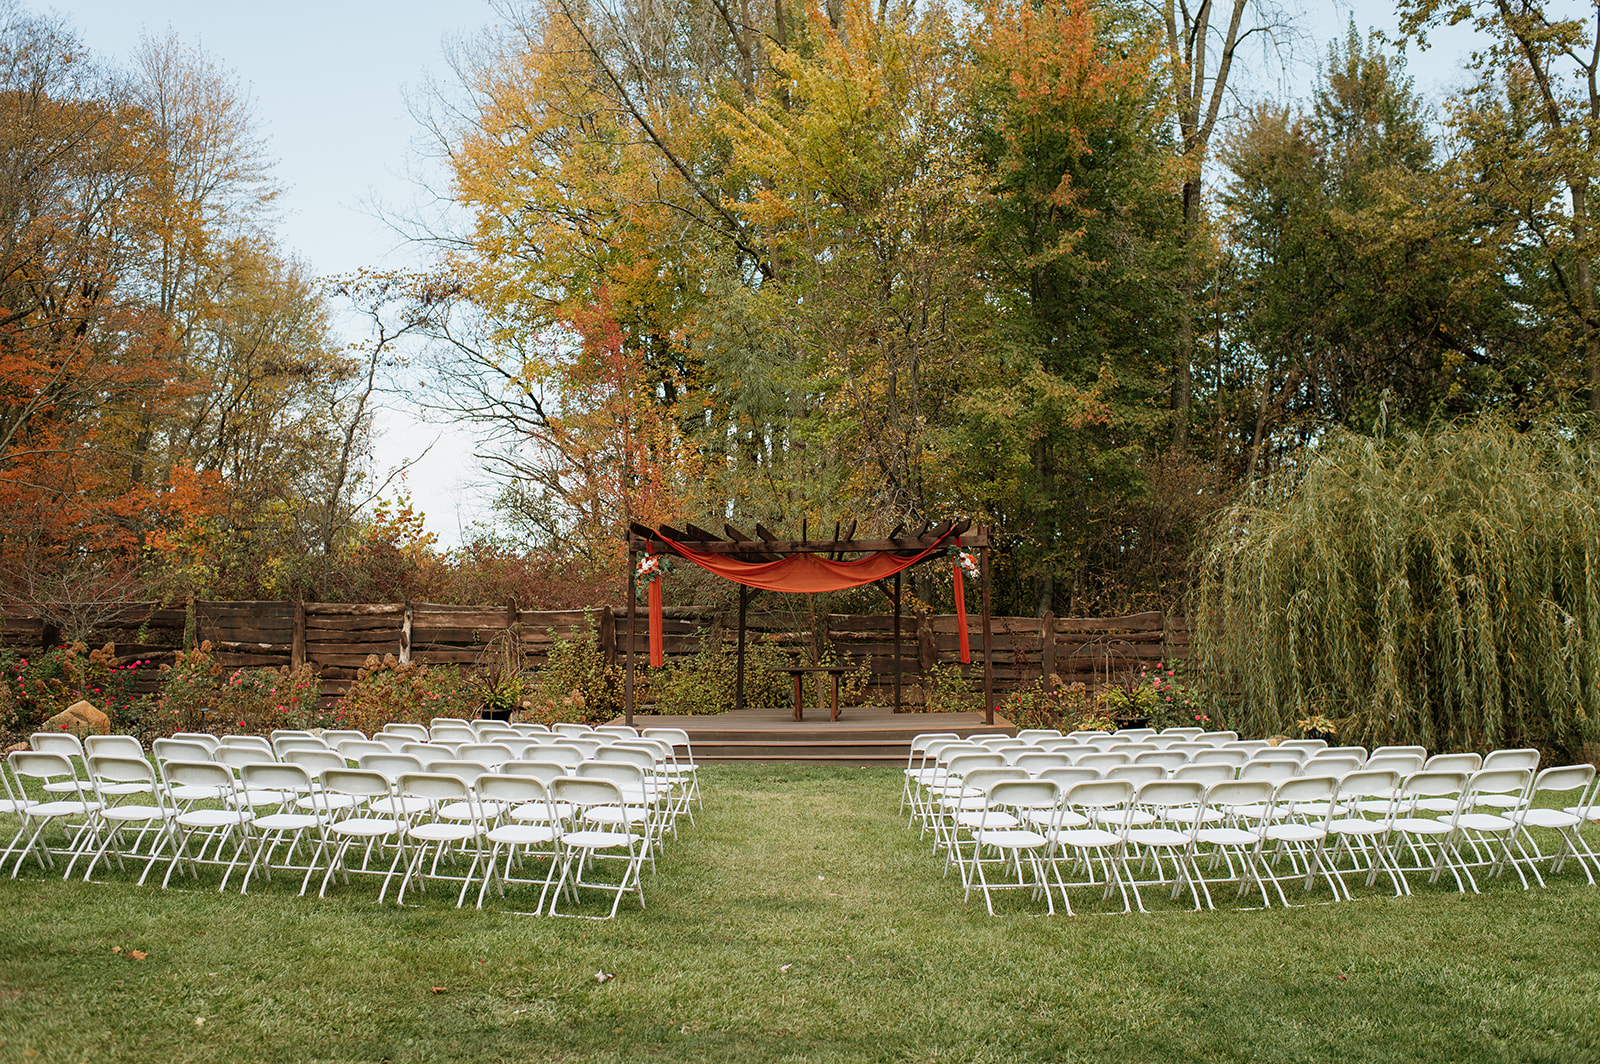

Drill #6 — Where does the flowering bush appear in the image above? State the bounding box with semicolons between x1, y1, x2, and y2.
1101;660;1209;731
156;643;224;732
0;642;159;743
334;657;478;734
215;663;327;734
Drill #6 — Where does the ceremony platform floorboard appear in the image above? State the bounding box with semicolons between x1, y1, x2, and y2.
620;705;1015;765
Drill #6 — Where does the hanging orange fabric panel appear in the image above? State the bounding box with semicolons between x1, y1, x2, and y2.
647;578;664;667
952;560;971;664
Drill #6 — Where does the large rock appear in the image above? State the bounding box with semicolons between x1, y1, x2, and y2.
42;700;110;737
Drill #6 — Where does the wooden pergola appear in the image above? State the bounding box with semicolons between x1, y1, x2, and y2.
624;517;994;726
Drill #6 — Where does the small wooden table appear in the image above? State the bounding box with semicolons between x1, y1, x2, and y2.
778;666;852;721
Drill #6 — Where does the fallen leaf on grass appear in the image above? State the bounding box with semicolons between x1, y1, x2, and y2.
430;987;448;994
126;950;147;961
110;946;122;954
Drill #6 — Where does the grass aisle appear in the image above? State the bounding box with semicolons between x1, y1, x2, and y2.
1;765;1599;1062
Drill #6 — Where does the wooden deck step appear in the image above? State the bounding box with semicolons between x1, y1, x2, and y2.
622;705;1015;765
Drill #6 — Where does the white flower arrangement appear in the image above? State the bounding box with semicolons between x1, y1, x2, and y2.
957;550;980;578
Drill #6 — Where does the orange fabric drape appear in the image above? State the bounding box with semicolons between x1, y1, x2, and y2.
647;577;664;667
952;560;971;664
656;532;955;593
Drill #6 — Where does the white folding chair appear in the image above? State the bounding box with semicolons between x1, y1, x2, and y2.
392;772;487;907
154;760;255;890
966;779;1062;916
76;754;172;883
474;773;563;912
1048;779;1138;915
307;769;407;899
1511;764;1598;884
547;777;648;919
1125;780;1208;911
1192;778;1277;908
235;762;325;894
6;751;99;878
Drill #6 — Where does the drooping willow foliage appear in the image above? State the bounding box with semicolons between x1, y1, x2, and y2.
1191;419;1600;756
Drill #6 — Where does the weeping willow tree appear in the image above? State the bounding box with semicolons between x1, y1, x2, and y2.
1192;418;1600;756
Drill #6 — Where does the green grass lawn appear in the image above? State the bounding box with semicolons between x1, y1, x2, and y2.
2;764;1599;1063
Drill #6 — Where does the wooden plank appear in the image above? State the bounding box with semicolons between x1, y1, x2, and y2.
1054;611;1164;633
303;615;404;632
304;603;405;616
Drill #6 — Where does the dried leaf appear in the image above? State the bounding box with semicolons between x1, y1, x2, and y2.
430;986;448;994
126;950;148;961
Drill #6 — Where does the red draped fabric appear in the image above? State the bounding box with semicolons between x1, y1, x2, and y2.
952;560;971;664
656;533;955;593
642;531;958;666
647;578;664;667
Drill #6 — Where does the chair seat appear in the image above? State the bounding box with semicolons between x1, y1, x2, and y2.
1127;827;1190;848
1454;812;1515;832
486;824;559;846
1194;827;1257;847
1515;808;1582;830
561;829;633;850
329;816;401;838
972;828;1047;850
253;812;320;832
409;822;480;844
1261;824;1323;843
1053;828;1123;849
1327;818;1387;837
1390;817;1449;835
956;811;1018;831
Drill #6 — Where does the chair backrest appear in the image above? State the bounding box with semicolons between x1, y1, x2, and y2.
1398;769;1468;804
1066;730;1111;741
430;717;472;728
336;740;391;762
1160;727;1204;739
526;745;583;768
397;771;474;804
457;743;515;767
163;759;237;794
1531;763;1596;800
1015;728;1062;742
369;733;413;752
239;761;315;796
1062;778;1136;811
577;761;646;789
962;767;1028;794
1323;746;1369;763
1201;777;1274;811
1238;760;1297;783
284;749;347;775
597;746;656;771
1464;767;1532;802
1133;751;1187;771
551;723;593;737
275;736;333;757
153;738;215;764
1196;731;1239;746
1268;774;1339;813
401;742;457;761
594;724;639;738
1013;753;1071;775
424;760;489;785
1172;762;1235;784
1425;752;1482;773
1038;766;1104;788
357;753;425;780
512;722;553;735
216;746;275;771
1247;750;1306;768
1302;754;1363;777
1364;753;1425;775
319;768;394;799
560;738;602;759
84;735;143;758
942;752;1005;776
1222;740;1269;756
1371;744;1428;760
551;776;629;818
431;725;477;745
1165;743;1211;759
1106;764;1163;785
381;723;430;741
87;753;159;791
170;732;221;751
220;735;274;756
1278;739;1328;754
30;732;85;757
1192;748;1247;768
476;772;549;806
1482;748;1540;771
986;779;1060;813
500;761;568;784
9;749;79;785
1114;728;1157;739
1075;752;1132;771
320;730;368;745
1332;768;1401;801
1134;778;1205;810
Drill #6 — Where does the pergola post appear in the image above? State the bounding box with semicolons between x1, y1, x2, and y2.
981;534;994;726
893;572;903;713
736;585;750;711
625;547;637;726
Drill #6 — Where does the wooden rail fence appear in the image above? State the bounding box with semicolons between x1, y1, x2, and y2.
0;600;1190;701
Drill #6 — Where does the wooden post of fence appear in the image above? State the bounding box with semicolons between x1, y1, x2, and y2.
292;597;306;671
400;601;413;665
624;549;637;726
598;607;616;667
1040;610;1056;687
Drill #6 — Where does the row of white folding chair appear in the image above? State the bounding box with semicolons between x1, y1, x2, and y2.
950;763;1591;916
40;750;674;914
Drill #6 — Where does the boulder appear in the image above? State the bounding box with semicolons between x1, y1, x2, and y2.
42;700;110;737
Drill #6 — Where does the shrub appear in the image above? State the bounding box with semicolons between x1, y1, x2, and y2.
334;657;478;734
922;661;983;713
156;643;224;733
1100;661;1206;731
1001;679;1116;732
527;624;622;726
216;664;327;734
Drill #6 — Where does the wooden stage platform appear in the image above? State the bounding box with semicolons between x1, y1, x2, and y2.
620;705;1016;766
